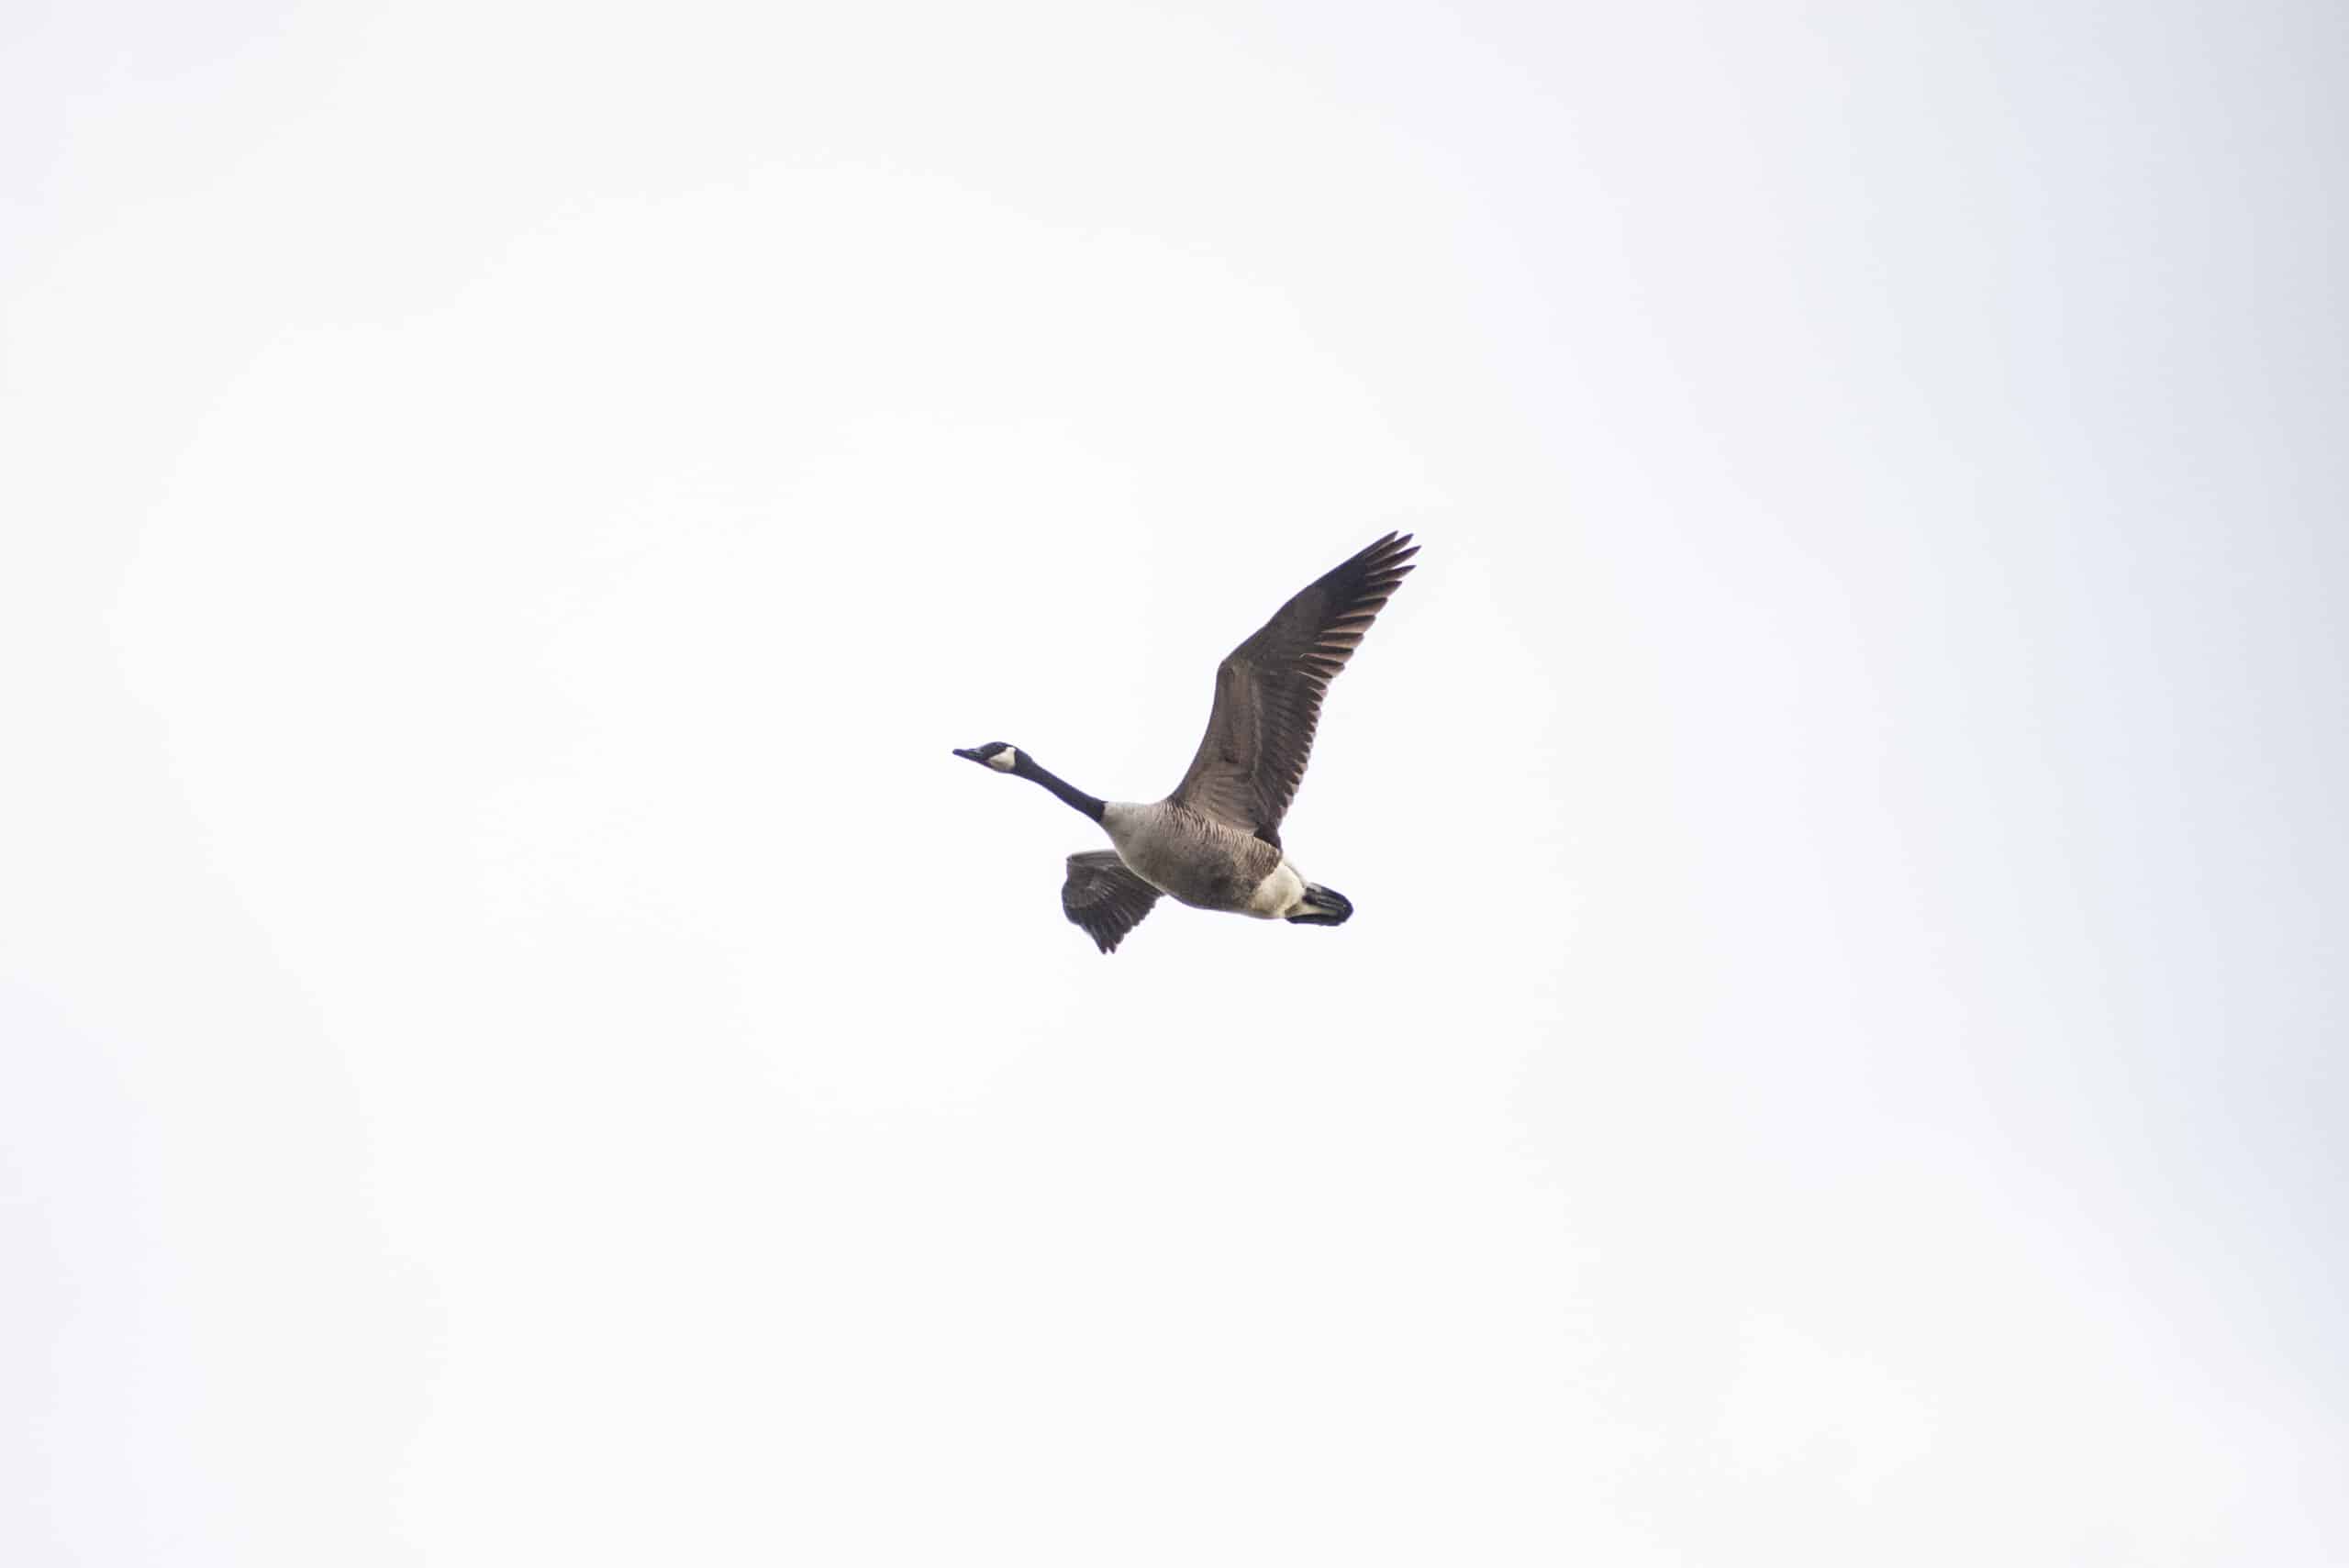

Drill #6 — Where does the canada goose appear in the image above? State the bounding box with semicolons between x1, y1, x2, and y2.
954;532;1417;953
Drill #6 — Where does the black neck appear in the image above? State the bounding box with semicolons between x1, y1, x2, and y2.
1013;753;1106;822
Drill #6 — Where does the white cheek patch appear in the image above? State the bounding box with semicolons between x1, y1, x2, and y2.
988;748;1020;772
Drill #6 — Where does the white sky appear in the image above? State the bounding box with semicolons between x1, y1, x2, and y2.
5;1;2343;1562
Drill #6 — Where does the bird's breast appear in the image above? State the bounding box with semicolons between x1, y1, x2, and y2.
1100;801;1280;913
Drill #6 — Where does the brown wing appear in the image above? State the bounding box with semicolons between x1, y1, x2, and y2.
1170;532;1418;840
1061;851;1163;954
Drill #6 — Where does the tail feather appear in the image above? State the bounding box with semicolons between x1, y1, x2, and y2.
1286;884;1353;927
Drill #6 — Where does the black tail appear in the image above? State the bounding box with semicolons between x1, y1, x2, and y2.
1286;884;1353;927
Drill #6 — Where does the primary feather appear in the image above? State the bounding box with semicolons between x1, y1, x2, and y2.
1170;532;1419;846
1061;850;1163;954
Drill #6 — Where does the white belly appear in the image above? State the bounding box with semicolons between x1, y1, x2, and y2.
1244;861;1308;919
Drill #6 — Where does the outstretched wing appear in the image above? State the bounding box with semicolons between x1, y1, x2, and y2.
1171;531;1418;841
1061;851;1163;954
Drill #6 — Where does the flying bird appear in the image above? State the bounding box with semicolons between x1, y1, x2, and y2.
954;532;1418;953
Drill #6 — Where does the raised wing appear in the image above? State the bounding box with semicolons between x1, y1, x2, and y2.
1170;531;1417;841
1061;850;1163;954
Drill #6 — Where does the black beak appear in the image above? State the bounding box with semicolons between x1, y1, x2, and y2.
952;748;983;762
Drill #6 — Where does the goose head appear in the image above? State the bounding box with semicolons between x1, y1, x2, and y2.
952;742;1023;773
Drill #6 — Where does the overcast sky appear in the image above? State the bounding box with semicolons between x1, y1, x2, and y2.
4;1;2343;1562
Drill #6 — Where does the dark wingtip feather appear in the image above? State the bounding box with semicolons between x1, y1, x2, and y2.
1169;528;1420;837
